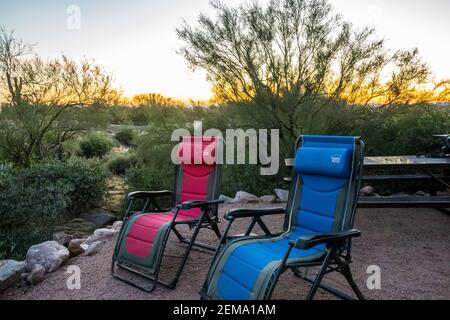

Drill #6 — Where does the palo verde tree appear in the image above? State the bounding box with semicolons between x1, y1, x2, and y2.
177;0;436;153
0;27;117;167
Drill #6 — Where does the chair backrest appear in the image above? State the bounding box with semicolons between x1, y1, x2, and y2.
173;136;223;219
284;136;365;237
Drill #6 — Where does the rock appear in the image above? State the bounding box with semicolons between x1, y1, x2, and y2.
415;190;431;197
26;241;70;273
53;231;74;246
68;239;86;257
55;218;97;238
360;186;375;196
26;264;45;285
81;228;118;248
219;194;233;204
0;260;27;293
81;209;116;228
112;221;123;231
260;195;276;203
274;189;289;202
85;241;102;256
437;190;450;196
80;243;89;251
231;191;260;204
393;192;410;197
93;228;118;239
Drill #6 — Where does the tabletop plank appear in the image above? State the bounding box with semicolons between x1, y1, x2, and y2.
285;156;450;169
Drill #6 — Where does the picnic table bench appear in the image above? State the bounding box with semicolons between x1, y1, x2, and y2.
284;155;450;213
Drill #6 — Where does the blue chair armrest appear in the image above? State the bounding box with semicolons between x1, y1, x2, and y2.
225;207;286;220
290;229;361;250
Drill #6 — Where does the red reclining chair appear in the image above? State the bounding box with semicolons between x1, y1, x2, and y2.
112;136;223;292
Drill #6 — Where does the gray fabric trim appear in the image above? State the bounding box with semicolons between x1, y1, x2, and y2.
205;232;325;300
115;213;173;274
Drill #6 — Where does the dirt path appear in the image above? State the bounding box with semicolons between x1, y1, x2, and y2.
1;204;449;300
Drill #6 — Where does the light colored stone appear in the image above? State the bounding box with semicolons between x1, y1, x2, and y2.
274;189;289;202
80;243;89;251
81;228;117;247
112;221;123;231
260;195;276;203
53;231;74;246
0;260;27;293
415;190;431;197
231;191;260;204
85;241;102;256
219;194;233;204
26;264;45;285
68;239;86;257
26;241;70;273
360;186;375;196
93;228;118;239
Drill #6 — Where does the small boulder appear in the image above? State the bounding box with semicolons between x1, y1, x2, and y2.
219;194;233;204
0;260;27;293
415;190;430;197
274;189;289;202
112;221;123;231
85;241;102;256
260;195;276;203
93;228;118;239
81;228;118;248
68;239;86;257
26;241;70;273
231;191;260;204
26;264;45;285
81;209;116;228
53;231;74;246
360;186;375;196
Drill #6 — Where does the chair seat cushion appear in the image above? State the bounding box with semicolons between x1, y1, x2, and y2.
115;210;200;274
209;230;325;300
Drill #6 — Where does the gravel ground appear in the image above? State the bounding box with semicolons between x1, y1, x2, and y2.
1;204;449;300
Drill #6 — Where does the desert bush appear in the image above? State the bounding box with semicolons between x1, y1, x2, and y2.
78;132;115;158
106;153;137;176
115;127;138;147
0;158;107;259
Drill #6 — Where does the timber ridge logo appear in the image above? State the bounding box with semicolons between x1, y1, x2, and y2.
331;154;342;164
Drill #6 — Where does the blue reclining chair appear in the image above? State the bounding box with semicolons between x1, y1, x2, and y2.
201;135;365;300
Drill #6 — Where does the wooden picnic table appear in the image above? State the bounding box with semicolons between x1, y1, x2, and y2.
284;156;450;213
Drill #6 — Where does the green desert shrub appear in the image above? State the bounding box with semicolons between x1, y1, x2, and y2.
106;153;137;176
115;126;138;147
78;132;115;158
0;158;107;260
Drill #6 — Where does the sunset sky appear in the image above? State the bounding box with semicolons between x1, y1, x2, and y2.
0;0;449;101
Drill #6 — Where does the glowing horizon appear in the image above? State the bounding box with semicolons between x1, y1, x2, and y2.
0;0;449;101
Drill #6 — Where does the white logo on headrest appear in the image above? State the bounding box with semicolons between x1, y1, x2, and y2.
331;155;342;164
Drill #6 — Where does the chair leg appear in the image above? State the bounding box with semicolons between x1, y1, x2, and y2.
332;252;365;300
169;214;206;288
306;247;334;300
210;220;222;240
111;258;158;292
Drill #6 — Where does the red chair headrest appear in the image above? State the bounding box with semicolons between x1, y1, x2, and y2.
177;136;219;165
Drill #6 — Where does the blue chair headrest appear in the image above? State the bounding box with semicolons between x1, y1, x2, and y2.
294;147;352;178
